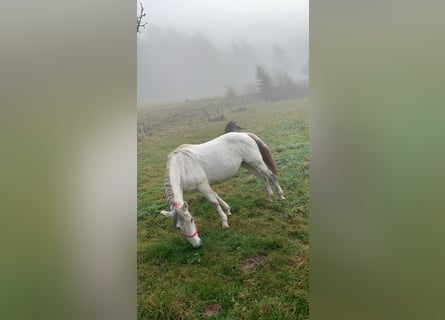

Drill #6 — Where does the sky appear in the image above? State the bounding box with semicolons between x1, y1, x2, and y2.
138;0;308;102
139;0;308;48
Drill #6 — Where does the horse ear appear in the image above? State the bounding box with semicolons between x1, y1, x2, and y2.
182;202;188;210
160;210;174;218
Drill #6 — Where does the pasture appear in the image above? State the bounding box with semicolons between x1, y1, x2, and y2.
137;99;309;319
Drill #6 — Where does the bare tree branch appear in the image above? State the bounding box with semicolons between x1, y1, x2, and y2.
137;2;148;33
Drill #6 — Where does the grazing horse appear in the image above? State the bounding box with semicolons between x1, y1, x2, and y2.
160;132;285;248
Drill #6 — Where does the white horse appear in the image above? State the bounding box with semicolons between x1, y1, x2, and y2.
160;132;285;248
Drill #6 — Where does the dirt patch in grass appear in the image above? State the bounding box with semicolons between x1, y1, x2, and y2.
202;304;222;318
241;254;267;271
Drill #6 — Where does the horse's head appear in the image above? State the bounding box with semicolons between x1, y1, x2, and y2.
160;202;202;248
224;121;243;133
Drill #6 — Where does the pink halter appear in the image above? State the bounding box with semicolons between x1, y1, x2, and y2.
181;220;199;238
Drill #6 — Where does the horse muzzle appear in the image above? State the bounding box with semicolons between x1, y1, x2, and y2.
190;237;202;249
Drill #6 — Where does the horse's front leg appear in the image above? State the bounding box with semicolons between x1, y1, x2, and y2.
214;192;232;216
198;183;230;228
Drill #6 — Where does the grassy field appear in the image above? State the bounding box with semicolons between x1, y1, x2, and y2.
137;99;309;319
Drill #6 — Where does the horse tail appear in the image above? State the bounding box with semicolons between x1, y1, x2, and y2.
247;133;278;175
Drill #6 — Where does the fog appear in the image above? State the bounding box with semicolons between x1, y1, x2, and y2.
137;0;308;103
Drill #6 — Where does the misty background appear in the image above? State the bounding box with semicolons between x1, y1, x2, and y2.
137;0;308;104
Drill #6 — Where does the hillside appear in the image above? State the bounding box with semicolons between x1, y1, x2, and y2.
137;98;309;319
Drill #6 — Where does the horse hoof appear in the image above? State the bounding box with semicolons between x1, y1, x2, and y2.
222;223;230;228
279;196;286;200
226;211;232;216
267;198;273;202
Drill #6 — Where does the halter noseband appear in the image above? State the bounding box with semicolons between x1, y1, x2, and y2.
171;202;182;209
181;220;198;239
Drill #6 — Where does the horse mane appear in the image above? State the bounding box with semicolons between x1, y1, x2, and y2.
247;133;278;175
164;155;175;209
164;146;196;208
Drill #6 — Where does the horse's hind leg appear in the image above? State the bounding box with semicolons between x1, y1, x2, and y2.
259;164;285;200
245;162;285;200
242;163;274;201
268;173;285;200
197;183;230;228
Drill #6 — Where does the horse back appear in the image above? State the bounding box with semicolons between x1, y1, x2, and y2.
189;133;256;183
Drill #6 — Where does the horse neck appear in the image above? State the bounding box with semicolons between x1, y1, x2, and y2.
164;154;185;209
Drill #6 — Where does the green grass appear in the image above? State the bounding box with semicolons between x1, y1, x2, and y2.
138;99;309;319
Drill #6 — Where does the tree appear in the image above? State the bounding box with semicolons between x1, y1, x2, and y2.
273;45;292;71
274;71;297;100
137;2;147;33
256;65;274;101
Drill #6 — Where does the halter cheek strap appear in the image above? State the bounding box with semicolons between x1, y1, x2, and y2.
182;220;198;238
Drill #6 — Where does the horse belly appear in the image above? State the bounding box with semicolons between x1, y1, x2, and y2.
193;142;244;184
203;161;240;184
